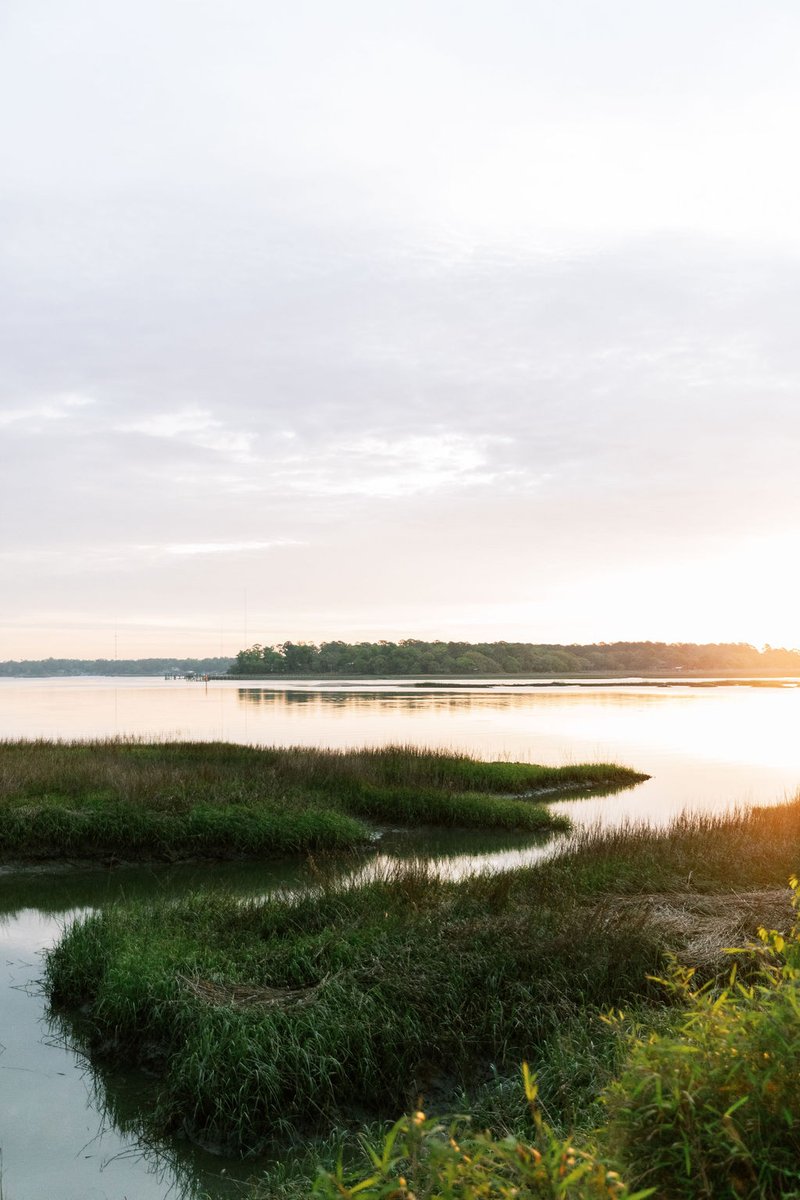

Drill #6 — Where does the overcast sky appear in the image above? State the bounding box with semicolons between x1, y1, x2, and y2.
2;0;800;658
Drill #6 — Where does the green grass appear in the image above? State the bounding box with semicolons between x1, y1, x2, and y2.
316;881;800;1200
44;860;666;1154
602;887;800;1199
0;739;645;863
42;793;800;1164
528;798;800;900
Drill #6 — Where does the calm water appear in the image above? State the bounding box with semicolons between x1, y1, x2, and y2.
3;676;800;1198
3;675;800;823
1;862;303;1200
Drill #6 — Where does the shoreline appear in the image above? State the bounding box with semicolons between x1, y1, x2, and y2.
0;741;646;867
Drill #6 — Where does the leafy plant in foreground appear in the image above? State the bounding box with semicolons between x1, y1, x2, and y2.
312;1066;650;1200
604;877;800;1198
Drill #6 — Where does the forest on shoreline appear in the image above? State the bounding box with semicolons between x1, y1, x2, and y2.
4;641;800;677
0;656;234;678
229;638;800;676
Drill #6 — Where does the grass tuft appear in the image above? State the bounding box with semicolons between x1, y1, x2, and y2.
44;859;665;1153
0;739;645;863
42;793;800;1161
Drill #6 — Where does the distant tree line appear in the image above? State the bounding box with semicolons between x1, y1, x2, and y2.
229;640;800;676
0;657;235;678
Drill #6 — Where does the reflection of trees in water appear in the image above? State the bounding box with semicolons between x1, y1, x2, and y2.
236;686;687;713
236;688;538;712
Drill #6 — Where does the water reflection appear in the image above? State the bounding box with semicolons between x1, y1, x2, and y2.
0;868;306;1200
1;908;189;1200
236;686;689;712
43;1004;269;1199
0;827;561;926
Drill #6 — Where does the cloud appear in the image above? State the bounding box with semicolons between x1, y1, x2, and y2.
119;407;256;463
159;539;300;556
0;539;300;572
272;432;522;499
0;393;95;429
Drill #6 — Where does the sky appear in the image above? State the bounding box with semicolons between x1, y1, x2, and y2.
2;0;800;658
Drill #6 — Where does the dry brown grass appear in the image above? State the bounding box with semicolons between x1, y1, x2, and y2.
603;888;794;966
177;972;329;1009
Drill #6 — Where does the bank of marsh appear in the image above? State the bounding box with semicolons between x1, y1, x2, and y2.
44;795;800;1158
44;861;666;1154
0;739;646;863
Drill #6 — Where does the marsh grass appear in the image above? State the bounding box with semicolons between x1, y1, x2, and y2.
601;878;800;1198
274;867;800;1200
44;856;666;1154
0;739;643;863
497;796;800;910
43;793;800;1163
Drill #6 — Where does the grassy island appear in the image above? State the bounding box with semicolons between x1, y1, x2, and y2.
0;739;646;864
43;795;800;1186
45;856;666;1155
